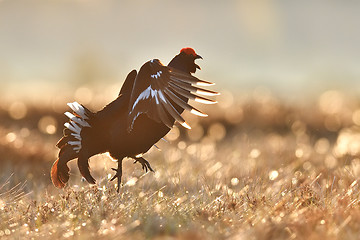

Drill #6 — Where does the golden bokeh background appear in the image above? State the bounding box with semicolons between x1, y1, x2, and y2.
1;1;360;239
0;0;359;101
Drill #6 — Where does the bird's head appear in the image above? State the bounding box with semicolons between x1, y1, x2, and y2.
168;47;203;74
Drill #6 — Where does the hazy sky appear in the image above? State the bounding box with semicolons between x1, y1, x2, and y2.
0;0;359;99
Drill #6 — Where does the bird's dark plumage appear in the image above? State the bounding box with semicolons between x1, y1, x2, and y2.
51;48;218;191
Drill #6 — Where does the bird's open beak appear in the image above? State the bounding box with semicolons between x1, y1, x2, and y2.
195;54;203;60
195;64;201;70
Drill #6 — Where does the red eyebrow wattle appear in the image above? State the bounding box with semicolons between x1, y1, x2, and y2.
180;47;197;56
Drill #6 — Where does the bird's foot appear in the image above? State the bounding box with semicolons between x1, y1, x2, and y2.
133;157;154;173
110;162;123;192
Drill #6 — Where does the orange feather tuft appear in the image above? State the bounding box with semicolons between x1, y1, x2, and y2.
51;159;66;188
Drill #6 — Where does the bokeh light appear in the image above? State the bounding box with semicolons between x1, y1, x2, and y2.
38;116;57;135
8;102;27;120
1;1;360;239
269;170;279;181
208;123;226;141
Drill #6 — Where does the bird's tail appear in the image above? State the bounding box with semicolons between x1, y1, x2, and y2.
51;158;70;188
51;102;93;188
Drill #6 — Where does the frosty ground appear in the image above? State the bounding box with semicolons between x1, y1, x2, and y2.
1;90;360;239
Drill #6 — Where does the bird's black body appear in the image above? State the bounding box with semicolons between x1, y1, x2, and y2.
51;48;218;191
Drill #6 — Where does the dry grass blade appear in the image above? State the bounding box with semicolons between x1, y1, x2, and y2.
1;90;360;239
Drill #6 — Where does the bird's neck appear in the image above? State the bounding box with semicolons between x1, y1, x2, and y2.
167;55;192;74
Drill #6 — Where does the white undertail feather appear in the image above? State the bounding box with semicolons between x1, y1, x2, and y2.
68;140;81;146
71;121;81;133
64;112;90;127
73;146;81;152
71;133;81;140
67;102;89;120
64;102;91;153
64;122;80;134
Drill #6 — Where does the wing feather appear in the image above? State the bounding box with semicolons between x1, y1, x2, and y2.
163;88;208;117
169;69;215;86
169;79;219;96
168;82;217;104
156;102;174;129
128;59;217;131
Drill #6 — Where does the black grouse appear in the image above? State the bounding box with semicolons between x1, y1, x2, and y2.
51;48;219;192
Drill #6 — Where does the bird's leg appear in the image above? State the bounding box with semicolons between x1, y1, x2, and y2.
110;160;123;192
133;156;154;173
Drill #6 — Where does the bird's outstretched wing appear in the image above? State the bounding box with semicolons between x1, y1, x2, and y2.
119;69;137;96
127;59;219;131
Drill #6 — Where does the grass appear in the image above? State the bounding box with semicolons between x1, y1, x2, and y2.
1;89;360;239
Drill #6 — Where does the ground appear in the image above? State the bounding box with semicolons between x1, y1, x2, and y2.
1;90;360;239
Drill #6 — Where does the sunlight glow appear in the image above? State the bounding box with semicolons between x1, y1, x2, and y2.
208;123;226;141
166;127;180;141
318;91;344;115
0;200;4;210
249;149;260;159
231;178;239;186
75;87;93;105
352;109;360;126
38;116;57;134
8;102;27;120
5;132;16;143
334;128;360;156
125;177;138;187
269;170;279;180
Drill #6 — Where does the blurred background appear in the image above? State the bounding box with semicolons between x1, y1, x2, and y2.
0;0;359;102
2;2;360;238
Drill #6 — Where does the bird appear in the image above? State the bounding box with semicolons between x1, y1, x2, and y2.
51;47;219;192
